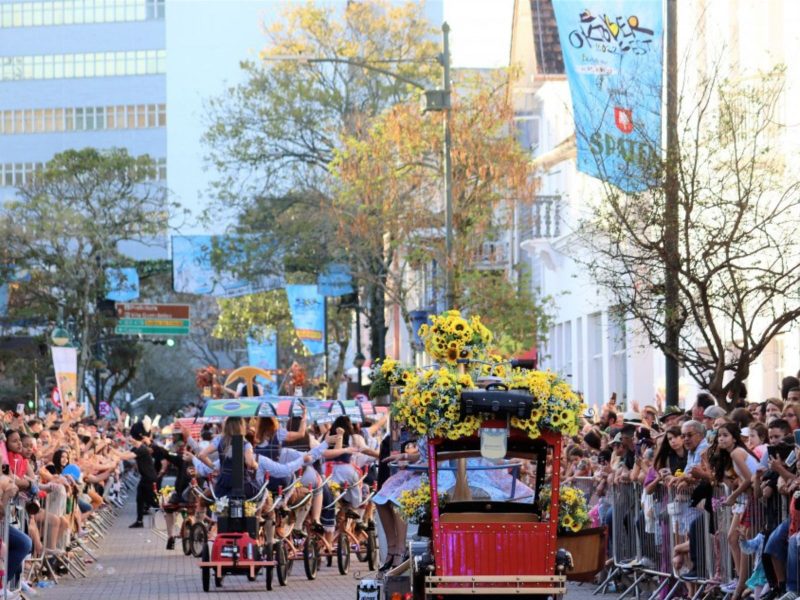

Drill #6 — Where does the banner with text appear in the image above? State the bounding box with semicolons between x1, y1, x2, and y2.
247;331;278;394
51;346;78;412
286;285;325;355
172;235;284;297
552;0;663;192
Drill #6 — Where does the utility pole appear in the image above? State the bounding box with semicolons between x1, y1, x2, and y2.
664;0;680;407
442;22;454;311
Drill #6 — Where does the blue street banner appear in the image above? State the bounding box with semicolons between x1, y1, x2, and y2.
286;284;326;355
317;263;355;297
105;267;140;302
172;235;284;297
247;331;278;394
552;0;663;192
0;284;7;317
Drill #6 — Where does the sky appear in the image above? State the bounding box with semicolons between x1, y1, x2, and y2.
166;0;515;233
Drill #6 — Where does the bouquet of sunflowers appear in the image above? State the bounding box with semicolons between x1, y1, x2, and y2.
397;476;446;523
392;368;480;439
538;484;590;533
244;501;259;517
391;309;586;441
417;310;492;366
369;357;414;398
158;485;176;506
506;369;584;438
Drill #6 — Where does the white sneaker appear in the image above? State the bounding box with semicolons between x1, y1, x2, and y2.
778;592;798;600
721;580;739;593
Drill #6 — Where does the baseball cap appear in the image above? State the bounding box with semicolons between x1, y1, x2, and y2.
703;405;727;419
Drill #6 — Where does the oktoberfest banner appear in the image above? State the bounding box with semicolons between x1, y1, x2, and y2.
247;331;278;394
552;0;663;192
285;285;326;355
51;346;78;412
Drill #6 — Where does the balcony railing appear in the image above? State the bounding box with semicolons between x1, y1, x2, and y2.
472;240;509;269
525;195;561;239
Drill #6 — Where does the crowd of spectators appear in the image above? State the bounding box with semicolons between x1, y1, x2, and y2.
562;376;800;600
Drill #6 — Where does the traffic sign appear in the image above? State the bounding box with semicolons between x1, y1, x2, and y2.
114;303;191;336
116;303;189;319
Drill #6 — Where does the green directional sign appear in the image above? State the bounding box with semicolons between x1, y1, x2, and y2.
114;317;190;336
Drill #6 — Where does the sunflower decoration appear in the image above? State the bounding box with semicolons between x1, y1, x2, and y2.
392;367;480;439
417;310;492;366
539;484;590;533
507;368;585;439
397;476;447;524
369;357;415;398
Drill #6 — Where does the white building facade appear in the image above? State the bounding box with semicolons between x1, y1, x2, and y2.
508;0;800;411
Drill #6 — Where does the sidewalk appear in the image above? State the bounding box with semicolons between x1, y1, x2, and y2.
37;497;364;600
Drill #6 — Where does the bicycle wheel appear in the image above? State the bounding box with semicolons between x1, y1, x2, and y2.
180;519;192;556
201;543;210;592
303;538;320;580
366;528;379;571
275;541;289;586
191;522;208;558
336;532;351;575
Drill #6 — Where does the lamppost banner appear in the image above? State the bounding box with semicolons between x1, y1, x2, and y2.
286;285;326;355
552;0;663;192
51;346;78;413
247;331;278;394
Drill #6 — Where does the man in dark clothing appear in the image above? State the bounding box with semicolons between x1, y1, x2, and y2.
127;421;168;528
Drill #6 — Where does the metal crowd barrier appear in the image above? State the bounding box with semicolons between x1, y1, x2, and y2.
594;480;791;600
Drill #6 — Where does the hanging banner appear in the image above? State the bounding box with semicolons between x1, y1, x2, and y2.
0;284;7;317
552;0;663;192
51;346;78;412
286;285;325;355
317;263;355;297
105;267;140;302
247;331;278;394
172;235;284;297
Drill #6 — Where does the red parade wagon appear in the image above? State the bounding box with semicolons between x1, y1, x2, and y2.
412;388;570;599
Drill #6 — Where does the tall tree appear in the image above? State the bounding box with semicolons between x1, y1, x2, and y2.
1;148;180;411
203;0;439;362
579;64;800;409
331;71;546;348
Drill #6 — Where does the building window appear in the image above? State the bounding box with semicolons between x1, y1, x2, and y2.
0;50;166;81
0;158;166;187
608;315;627;406
0;103;166;135
1;0;164;28
588;312;604;409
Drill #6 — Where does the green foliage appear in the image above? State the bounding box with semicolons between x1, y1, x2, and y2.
0;147;181;408
458;267;553;356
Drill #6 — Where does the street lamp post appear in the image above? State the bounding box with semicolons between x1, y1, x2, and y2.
268;22;455;309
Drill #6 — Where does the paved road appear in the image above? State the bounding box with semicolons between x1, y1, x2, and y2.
36;496;607;600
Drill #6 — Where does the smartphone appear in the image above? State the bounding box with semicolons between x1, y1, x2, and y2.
794;429;800;447
788;451;798;468
15;403;24;415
